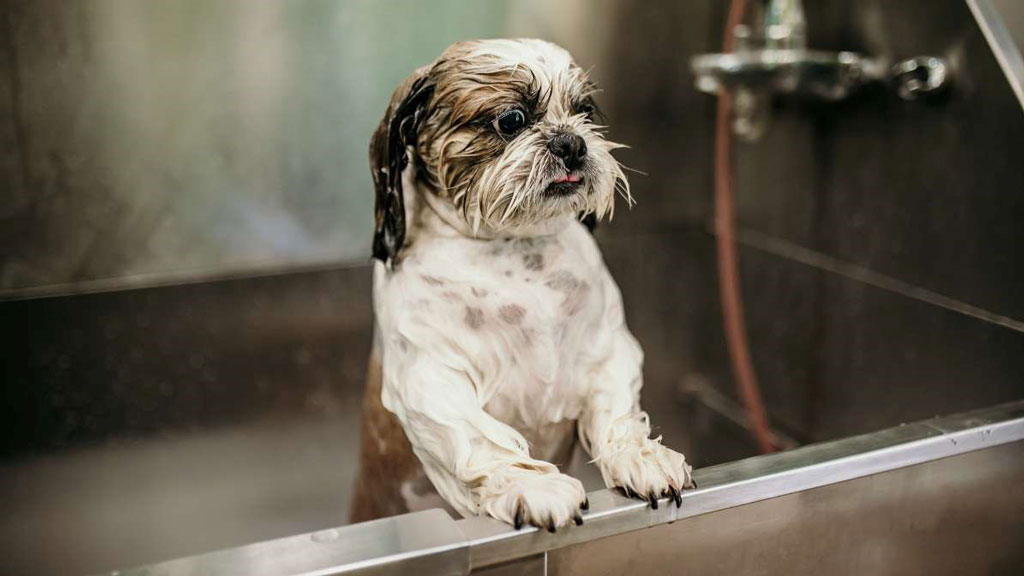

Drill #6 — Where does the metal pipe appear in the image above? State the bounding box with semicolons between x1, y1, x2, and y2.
714;0;778;455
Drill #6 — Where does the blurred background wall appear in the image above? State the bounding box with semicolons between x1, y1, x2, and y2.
1;1;1023;574
1;0;511;293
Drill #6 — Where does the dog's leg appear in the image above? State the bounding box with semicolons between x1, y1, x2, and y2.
578;329;695;509
383;357;587;530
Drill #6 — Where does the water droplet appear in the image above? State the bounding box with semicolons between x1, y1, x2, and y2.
311;528;340;543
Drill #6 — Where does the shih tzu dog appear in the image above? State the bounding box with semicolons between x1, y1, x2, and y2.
351;39;694;531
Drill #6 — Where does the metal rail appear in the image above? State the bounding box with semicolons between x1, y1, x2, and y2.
116;401;1024;576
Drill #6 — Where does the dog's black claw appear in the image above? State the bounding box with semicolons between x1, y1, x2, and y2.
547;518;556;533
580;498;589;511
514;504;524;530
648;491;659;509
626;487;638;499
690;478;699;489
573;512;583;526
672;487;682;508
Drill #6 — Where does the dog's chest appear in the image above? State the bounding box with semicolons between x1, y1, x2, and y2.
386;226;613;435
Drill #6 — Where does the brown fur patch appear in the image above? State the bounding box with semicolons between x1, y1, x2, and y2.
464;306;484;329
564;281;592;316
545;270;580;292
416;46;540;212
349;351;423;523
522;253;545;271
499;304;527;324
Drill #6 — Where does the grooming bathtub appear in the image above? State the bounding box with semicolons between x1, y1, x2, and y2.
116;401;1024;576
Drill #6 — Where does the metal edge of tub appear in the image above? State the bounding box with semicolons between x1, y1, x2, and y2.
967;0;1024;111
114;400;1024;576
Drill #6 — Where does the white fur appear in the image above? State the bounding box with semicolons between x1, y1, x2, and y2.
374;205;693;528
373;39;692;529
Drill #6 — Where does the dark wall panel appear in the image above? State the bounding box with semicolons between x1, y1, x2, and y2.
0;266;372;458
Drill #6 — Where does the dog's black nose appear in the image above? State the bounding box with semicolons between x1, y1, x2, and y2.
548;133;587;170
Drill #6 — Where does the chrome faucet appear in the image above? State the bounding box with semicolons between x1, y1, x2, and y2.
692;0;950;141
748;0;806;50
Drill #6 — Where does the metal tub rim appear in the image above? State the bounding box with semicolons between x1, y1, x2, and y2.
115;400;1024;576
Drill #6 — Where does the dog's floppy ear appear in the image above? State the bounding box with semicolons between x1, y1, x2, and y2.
370;66;435;264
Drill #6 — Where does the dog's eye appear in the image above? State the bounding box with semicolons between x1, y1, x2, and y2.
495;108;527;136
575;101;596;118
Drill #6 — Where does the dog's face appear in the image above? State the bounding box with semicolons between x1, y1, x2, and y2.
371;39;631;263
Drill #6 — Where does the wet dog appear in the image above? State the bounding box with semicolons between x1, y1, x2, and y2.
351;39;694;531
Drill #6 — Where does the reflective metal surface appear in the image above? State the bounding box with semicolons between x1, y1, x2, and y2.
118;509;467;576
891;56;950;100
969;0;1024;109
548;440;1024;576
112;401;1024;576
457;401;1024;571
693;46;951;104
691;49;888;100
696;0;1024;444
690;0;951;141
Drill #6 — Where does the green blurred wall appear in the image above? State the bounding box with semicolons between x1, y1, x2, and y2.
1;0;511;291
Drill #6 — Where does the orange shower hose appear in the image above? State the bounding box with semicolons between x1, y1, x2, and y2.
715;0;777;453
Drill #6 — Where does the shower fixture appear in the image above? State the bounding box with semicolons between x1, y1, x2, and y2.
691;0;951;140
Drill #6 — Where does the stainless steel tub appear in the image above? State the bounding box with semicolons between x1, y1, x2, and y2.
116;401;1024;576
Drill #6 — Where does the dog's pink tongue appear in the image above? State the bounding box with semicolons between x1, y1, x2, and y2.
553;174;581;183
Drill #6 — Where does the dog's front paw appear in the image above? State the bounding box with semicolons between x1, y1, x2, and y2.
597;439;695;509
477;466;588;532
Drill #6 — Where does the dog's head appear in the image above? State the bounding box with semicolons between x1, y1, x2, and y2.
370;39;631;263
